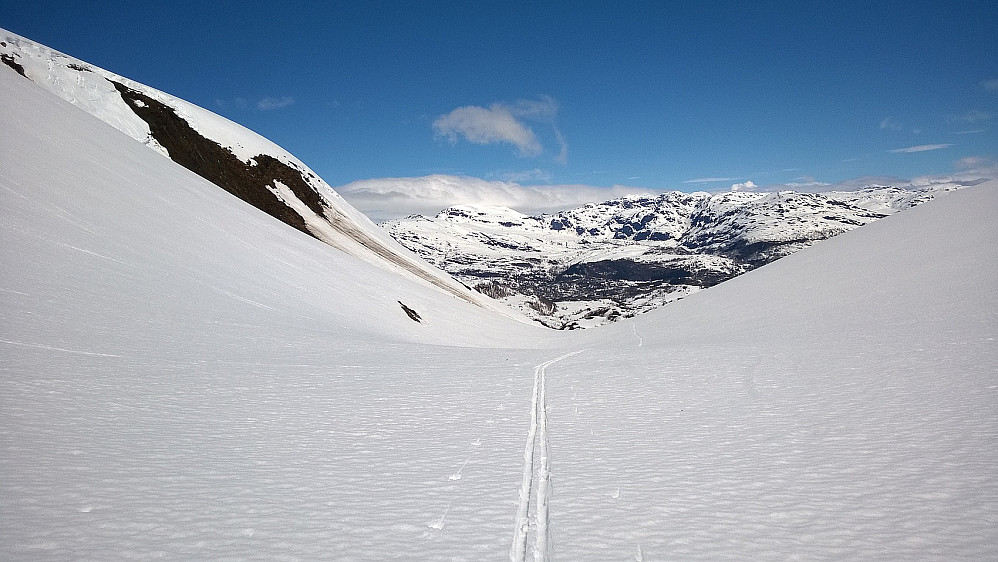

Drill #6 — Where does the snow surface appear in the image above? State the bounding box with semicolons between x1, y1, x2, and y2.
3;40;998;561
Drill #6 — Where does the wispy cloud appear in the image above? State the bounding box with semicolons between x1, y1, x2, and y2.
256;96;295;111
879;117;904;131
488;168;554;182
982;78;998;91
735;179;833;193
949;110;995;123
954;129;986;135
889;144;953;154
553;128;568;164
683;177;739;184
432;96;566;160
216;96;295;111
955;156;994;170
335;175;653;221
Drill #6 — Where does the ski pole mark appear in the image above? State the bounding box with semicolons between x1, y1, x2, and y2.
510;349;585;562
423;501;451;537
449;458;470;481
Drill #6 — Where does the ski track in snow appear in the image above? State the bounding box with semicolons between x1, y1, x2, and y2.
511;350;585;562
0;338;122;358
631;321;644;348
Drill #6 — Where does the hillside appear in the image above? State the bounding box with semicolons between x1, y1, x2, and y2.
0;29;506;315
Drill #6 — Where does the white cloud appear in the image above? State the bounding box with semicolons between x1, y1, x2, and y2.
889;144;953;154
982;78;998;91
433;105;541;156
256;96;295;110
335;174;654;221
729;180;757;192
432;96;566;160
682;177;739;184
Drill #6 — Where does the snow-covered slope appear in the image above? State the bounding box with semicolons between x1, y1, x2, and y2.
387;186;952;328
2;29;996;561
553;180;998;559
0;56;548;350
0;28;506;314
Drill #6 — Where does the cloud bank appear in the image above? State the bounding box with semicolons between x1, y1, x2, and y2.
335;175;653;221
432;96;567;161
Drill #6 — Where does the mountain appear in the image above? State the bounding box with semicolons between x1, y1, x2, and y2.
0;29;513;318
3;30;996;560
386;186;954;328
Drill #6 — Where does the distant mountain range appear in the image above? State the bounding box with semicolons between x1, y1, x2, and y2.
386;186;958;328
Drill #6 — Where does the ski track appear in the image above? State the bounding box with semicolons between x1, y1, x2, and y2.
0;338;122;358
510;350;585;562
631;321;644;348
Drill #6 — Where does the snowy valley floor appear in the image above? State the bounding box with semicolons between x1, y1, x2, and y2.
2;65;997;560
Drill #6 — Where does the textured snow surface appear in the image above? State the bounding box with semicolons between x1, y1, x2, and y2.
3;44;998;561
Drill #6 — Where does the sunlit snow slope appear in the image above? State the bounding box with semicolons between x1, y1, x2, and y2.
552;179;998;559
0;28;502;313
2;30;997;561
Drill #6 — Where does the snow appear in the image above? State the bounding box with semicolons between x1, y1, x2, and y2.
3;33;998;561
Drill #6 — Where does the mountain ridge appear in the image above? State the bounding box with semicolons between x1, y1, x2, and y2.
0;28;520;318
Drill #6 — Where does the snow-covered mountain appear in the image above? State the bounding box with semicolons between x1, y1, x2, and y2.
386;186;955;328
3;30;996;561
0;29;510;316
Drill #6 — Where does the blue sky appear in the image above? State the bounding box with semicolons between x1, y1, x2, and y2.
6;1;997;199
